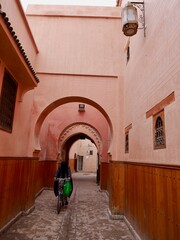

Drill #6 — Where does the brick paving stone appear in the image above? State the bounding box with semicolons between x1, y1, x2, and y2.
0;172;134;240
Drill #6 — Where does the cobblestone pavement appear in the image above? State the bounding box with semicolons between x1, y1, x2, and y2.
0;172;134;240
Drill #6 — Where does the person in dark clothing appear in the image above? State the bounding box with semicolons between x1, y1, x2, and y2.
53;161;73;202
55;161;71;179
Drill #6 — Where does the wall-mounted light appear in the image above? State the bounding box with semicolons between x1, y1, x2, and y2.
122;1;145;37
78;104;85;112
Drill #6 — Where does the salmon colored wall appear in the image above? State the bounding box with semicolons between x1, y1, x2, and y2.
0;1;179;238
31;76;121;160
123;0;180;164
39;104;109;162
26;6;125;160
0;0;38;64
26;5;121;76
0;63;36;157
0;2;38;157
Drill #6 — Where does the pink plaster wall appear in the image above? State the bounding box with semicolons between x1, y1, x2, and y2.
39;103;109;161
0;48;36;156
26;6;125;160
0;67;36;157
0;1;39;157
1;0;178;164
0;0;38;64
123;0;180;164
1;1;179;235
0;0;37;157
26;5;121;76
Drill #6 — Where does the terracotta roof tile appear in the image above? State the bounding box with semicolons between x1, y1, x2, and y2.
0;4;39;83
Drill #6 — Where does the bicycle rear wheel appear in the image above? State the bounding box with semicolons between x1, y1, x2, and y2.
57;194;62;214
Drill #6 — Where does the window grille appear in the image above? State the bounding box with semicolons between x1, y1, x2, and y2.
125;124;132;153
125;132;129;153
0;70;18;132
153;111;166;149
155;117;164;145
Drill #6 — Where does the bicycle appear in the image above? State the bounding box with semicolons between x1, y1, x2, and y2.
56;177;69;214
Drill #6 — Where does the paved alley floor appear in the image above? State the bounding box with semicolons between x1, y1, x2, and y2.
0;172;134;240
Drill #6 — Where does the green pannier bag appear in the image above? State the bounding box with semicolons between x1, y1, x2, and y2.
63;180;72;197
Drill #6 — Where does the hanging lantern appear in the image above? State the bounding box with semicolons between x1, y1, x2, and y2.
122;2;138;36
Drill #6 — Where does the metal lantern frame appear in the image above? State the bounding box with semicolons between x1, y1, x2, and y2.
122;1;146;37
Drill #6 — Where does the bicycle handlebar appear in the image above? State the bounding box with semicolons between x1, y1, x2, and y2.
56;177;70;180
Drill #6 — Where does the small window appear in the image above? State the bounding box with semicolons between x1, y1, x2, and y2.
153;110;166;149
0;70;18;132
125;124;132;153
125;132;129;153
87;150;93;155
89;150;93;155
127;46;130;63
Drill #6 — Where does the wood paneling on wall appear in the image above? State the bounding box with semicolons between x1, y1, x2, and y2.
0;157;38;230
36;160;57;194
107;161;180;240
69;158;76;173
0;157;57;231
100;162;109;190
125;163;180;240
108;161;125;215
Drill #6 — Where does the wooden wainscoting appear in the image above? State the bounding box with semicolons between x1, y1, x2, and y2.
69;158;77;173
106;161;180;239
36;160;57;195
108;161;125;215
125;162;180;240
0;157;38;230
0;157;57;232
100;162;109;190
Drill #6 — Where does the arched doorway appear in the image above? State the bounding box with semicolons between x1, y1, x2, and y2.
33;96;113;157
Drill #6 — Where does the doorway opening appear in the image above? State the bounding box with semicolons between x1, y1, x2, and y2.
69;138;98;173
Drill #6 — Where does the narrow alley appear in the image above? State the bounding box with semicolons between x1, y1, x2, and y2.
0;173;134;240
